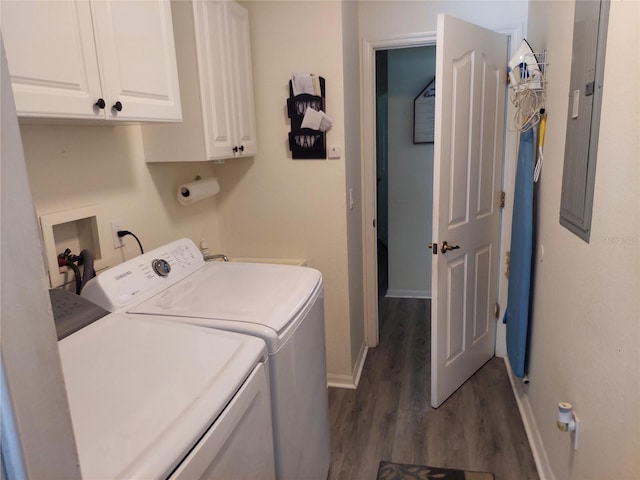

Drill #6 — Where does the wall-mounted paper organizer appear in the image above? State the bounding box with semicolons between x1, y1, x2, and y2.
287;76;326;159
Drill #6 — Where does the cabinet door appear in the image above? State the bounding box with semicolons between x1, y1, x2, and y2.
91;0;182;121
0;1;104;119
226;1;257;157
193;0;236;159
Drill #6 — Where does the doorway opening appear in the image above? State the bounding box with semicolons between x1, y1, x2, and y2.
364;28;518;356
375;46;436;303
362;33;437;348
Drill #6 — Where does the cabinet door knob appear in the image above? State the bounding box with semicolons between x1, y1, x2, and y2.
112;101;123;112
239;145;244;152
232;146;239;153
95;98;106;109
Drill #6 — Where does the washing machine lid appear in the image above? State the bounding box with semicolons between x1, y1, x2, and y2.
59;313;266;480
129;261;322;337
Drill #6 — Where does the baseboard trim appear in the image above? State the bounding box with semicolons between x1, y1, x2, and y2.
327;374;357;389
385;289;431;299
504;357;555;480
351;342;368;387
327;343;369;390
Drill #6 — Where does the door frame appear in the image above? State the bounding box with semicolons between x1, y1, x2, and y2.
362;26;523;350
362;33;437;348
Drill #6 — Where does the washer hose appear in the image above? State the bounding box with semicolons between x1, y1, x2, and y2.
59;258;82;294
58;248;97;294
78;249;96;293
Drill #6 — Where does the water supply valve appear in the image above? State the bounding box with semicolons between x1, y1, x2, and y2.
557;402;580;450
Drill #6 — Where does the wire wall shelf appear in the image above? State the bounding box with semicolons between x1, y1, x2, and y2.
509;50;548;132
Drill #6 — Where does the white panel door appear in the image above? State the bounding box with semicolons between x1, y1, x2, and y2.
193;0;235;160
0;0;103;119
92;0;182;121
226;1;257;157
431;14;507;408
192;0;256;160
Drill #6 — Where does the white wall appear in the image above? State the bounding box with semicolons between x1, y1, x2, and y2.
358;0;528;353
516;1;640;478
342;0;366;374
213;1;356;381
20;124;223;275
1;42;80;479
386;46;435;298
358;1;528;39
14;0;531;390
16;1;363;386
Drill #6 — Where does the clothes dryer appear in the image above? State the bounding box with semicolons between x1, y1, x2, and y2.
82;238;331;480
59;312;275;480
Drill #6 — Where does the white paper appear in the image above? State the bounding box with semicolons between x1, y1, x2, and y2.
301;109;333;132
292;73;314;96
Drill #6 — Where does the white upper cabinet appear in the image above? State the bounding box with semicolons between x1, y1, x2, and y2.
1;0;181;122
224;1;257;158
142;0;257;162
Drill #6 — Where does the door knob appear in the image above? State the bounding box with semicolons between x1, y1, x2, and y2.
112;101;123;112
94;98;106;109
441;241;460;254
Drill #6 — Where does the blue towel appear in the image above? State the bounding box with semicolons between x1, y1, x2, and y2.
505;128;535;378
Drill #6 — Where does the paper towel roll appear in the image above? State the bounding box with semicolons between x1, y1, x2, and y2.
177;177;220;206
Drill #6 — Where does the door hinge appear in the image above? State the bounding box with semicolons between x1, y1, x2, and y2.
495;303;501;319
506;70;510;85
505;250;511;279
499;191;506;208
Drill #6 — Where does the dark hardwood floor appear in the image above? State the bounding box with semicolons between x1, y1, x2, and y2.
327;297;539;480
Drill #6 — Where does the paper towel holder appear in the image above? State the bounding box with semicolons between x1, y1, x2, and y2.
177;176;220;206
180;177;194;197
179;176;201;198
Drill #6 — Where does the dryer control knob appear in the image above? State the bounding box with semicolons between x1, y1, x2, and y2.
152;258;171;277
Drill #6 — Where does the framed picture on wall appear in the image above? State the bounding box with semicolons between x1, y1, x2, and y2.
414;78;435;144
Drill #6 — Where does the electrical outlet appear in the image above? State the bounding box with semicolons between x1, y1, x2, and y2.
328;146;341;159
111;220;126;249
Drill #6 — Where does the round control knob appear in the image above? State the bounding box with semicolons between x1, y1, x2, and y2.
151;258;171;277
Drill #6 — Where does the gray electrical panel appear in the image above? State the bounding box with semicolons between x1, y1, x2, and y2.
559;0;610;242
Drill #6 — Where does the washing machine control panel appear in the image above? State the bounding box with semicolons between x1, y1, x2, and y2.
81;238;205;310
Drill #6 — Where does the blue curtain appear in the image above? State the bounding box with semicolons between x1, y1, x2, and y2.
505;127;535;378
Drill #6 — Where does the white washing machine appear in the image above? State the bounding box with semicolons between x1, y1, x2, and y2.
82;238;331;480
59;312;275;480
